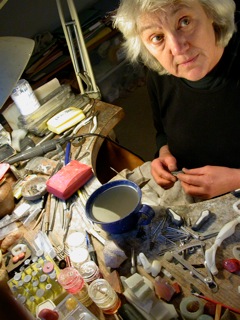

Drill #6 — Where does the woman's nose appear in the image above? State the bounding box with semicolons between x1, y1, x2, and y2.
168;32;189;55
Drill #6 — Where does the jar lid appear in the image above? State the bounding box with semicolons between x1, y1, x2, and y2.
57;267;84;292
66;232;86;248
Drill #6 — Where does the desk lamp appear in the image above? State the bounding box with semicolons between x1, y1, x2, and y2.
0;36;35;109
56;0;101;99
0;0;34;108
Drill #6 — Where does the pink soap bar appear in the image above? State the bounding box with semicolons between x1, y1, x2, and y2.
46;160;93;200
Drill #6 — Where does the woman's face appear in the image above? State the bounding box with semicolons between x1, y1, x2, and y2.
139;1;224;80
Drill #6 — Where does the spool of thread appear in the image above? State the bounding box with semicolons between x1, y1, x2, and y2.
180;296;205;320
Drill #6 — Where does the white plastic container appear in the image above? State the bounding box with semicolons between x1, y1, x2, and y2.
11;79;41;116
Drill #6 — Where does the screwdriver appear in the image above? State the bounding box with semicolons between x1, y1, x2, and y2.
191;210;211;231
166;208;216;240
4;136;71;165
166;208;184;227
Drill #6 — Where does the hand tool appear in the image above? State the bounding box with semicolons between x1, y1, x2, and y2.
166;208;184;227
192;292;240;315
4;136;71;165
191;210;211;231
64;142;71;165
130;247;136;274
165;241;218;292
149;216;167;250
166;208;218;241
86;231;98;266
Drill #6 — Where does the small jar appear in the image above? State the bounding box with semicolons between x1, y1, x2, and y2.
11;79;40;116
79;261;101;284
88;279;121;314
66;231;87;252
69;248;90;270
57;267;92;307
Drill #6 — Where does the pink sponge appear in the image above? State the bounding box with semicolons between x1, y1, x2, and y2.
46;160;93;200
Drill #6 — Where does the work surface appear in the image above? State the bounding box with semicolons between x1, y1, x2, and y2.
89;191;240;319
2;99;240;320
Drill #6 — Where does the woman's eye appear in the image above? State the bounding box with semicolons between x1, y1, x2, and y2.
179;17;190;27
151;34;164;44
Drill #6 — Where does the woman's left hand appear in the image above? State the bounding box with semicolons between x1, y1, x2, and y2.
177;166;240;199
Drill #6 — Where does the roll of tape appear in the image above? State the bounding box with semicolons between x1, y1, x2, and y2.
180;296;204;320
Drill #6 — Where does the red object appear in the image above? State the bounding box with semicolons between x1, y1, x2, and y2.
46;160;93;200
38;309;59;320
223;258;240;273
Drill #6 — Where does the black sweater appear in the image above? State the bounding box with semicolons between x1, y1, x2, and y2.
147;16;240;169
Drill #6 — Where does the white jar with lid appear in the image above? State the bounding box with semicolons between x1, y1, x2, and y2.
11;79;40;116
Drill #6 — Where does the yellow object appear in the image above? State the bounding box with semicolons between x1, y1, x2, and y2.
47;107;85;134
86;27;112;48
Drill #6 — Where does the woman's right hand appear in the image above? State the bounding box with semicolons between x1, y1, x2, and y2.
151;145;178;189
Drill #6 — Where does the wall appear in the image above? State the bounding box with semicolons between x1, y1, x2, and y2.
0;0;98;38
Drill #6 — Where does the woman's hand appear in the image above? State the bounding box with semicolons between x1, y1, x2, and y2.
177;166;240;199
151;145;178;189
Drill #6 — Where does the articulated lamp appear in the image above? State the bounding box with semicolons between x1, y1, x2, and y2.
0;0;100;110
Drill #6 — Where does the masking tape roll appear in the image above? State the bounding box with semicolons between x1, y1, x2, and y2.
180;296;204;320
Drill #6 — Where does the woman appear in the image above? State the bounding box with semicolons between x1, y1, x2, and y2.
113;0;240;200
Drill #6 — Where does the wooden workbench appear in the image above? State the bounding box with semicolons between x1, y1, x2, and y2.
89;191;240;320
2;99;240;319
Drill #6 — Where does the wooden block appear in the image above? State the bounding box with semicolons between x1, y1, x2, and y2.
105;270;123;294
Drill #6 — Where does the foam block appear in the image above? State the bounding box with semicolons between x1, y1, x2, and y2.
46;160;93;200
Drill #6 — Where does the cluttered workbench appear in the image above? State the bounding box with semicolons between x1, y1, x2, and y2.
0;92;240;320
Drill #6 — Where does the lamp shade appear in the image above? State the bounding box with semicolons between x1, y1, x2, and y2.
0;36;34;108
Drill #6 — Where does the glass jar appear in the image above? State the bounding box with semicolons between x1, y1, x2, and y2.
88;279;121;314
57;267;92;307
78;261;101;284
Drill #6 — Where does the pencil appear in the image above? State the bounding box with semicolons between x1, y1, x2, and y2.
192;292;240;315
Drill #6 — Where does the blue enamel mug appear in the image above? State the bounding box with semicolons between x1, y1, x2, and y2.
85;180;155;234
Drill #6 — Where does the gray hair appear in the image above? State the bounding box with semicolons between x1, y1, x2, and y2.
113;0;236;74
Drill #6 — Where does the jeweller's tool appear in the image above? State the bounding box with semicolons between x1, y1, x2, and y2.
166;208;184;227
191;210;211;231
64;142;71;165
166;208;218;241
130;247;136;274
86;231;98;266
150;216;167;250
192;292;240;315
4;136;71;165
165;241;218;292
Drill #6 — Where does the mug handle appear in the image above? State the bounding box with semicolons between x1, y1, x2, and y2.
137;204;155;226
